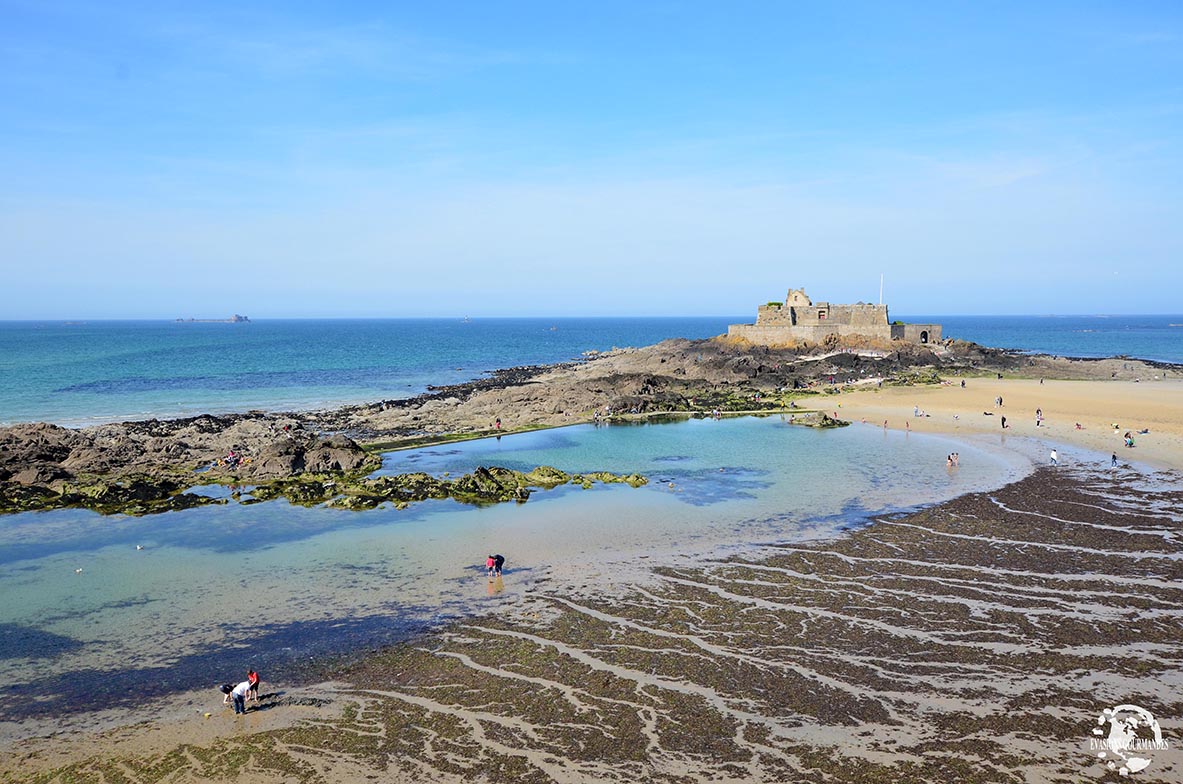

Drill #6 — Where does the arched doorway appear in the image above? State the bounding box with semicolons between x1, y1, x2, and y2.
920;330;929;344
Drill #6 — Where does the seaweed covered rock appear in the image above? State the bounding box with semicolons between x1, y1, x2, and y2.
791;413;849;428
582;471;649;487
450;466;531;504
524;465;571;487
262;465;647;512
0;482;61;514
0;475;221;516
250;477;338;506
363;472;450;501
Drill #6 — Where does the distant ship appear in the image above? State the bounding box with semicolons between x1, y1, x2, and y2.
176;315;251;323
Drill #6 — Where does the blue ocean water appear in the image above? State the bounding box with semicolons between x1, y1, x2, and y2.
0;314;1179;426
916;314;1183;365
0;317;738;426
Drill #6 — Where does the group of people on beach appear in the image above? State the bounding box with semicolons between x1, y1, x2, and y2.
220;669;261;715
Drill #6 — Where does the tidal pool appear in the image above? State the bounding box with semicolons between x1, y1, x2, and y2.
0;417;1028;723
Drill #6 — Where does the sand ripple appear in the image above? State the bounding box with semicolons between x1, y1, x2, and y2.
7;465;1183;782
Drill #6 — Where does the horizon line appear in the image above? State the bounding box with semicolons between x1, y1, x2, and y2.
3;313;1183;323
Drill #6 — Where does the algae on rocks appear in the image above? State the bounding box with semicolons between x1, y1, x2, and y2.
0;474;222;516
255;465;647;512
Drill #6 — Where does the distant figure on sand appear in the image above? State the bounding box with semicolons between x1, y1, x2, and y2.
1001;416;1007;429
1111;453;1118;467
247;669;260;702
1050;449;1058;466
486;555;496;578
493;554;505;577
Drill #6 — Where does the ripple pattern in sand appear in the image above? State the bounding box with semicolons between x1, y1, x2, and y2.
11;465;1183;783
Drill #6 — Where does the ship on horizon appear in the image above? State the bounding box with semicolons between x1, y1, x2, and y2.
175;314;250;323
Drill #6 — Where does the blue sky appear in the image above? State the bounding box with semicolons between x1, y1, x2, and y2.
2;1;1181;318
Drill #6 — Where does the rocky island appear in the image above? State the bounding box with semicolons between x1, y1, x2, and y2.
1;331;1175;517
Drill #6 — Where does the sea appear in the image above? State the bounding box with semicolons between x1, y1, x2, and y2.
1;314;1180;427
0;313;1178;728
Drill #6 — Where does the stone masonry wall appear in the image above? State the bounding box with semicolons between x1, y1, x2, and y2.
728;324;893;343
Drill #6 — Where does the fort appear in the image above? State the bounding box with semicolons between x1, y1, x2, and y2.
728;288;941;346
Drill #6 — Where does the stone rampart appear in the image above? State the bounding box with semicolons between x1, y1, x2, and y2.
731;287;940;346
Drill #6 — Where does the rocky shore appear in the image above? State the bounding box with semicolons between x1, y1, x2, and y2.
3;335;1169;516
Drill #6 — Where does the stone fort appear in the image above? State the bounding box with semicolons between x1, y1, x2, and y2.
728;288;941;346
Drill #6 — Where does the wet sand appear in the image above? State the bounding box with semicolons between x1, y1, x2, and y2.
833;375;1183;472
5;460;1182;783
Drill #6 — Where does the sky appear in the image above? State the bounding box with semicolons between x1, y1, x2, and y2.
1;1;1181;318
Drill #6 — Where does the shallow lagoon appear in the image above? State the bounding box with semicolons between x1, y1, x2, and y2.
0;417;1028;721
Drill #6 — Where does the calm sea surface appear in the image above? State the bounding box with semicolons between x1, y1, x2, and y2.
0;417;1028;722
0;314;1180;427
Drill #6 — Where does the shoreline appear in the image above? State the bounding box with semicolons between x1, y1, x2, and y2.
4;337;1183;519
5;458;1180;781
4;339;1183;780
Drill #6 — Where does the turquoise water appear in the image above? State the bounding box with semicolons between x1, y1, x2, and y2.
0;417;1026;722
0;317;740;426
924;314;1183;364
1;314;1180;427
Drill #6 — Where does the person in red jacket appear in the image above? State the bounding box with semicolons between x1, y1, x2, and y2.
247;669;260;703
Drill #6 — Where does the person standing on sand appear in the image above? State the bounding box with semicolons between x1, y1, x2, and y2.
229;680;251;715
493;554;505;577
247;669;260;703
1050;449;1058;466
486;555;496;578
1112;453;1118;467
1001;415;1007;429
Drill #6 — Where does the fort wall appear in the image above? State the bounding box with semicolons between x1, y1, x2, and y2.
728;288;940;346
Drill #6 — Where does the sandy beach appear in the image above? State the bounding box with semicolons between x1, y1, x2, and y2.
834;374;1183;472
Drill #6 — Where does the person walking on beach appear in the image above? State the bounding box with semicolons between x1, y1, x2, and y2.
1050;449;1058;466
1111;453;1118;467
1001;415;1007;429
